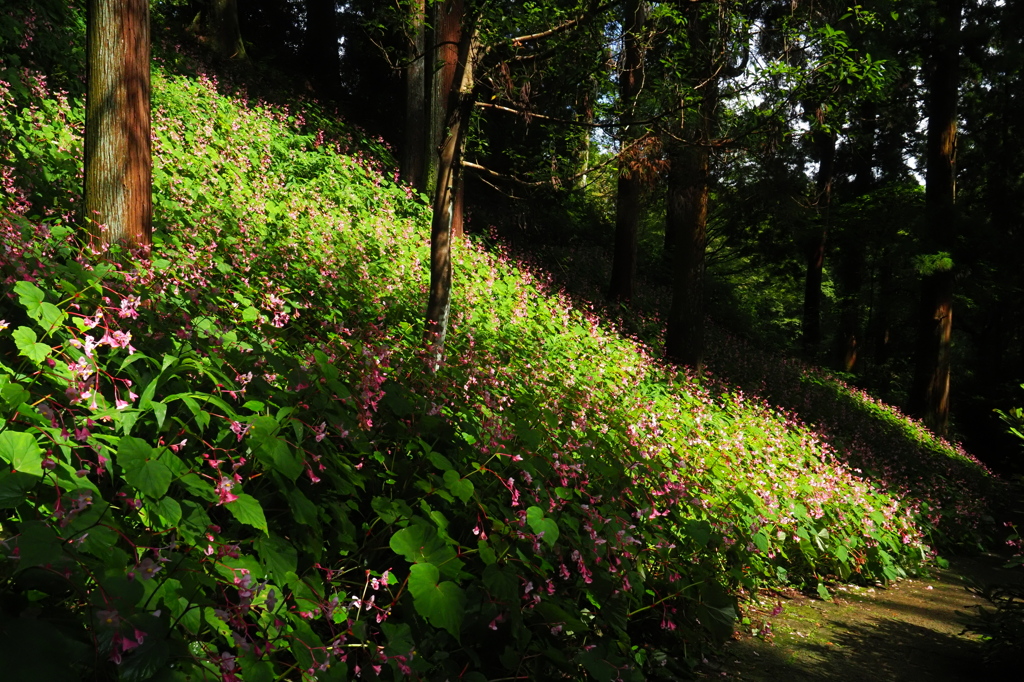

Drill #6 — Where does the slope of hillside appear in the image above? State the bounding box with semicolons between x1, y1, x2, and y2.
0;19;1000;682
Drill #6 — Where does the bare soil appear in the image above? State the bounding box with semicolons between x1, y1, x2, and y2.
697;554;1022;681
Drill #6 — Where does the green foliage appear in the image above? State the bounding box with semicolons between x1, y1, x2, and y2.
0;9;996;680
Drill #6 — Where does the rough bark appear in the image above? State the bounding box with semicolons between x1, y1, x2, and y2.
834;104;875;372
664;138;710;369
424;18;478;365
402;0;427;189
607;0;647;303
425;0;464;197
868;260;894;367
800;124;836;359
209;0;247;61
910;0;961;437
85;0;152;250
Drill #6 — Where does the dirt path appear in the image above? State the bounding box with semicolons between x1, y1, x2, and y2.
698;554;1021;681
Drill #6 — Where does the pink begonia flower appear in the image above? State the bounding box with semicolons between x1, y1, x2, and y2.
215;476;239;505
136;557;162;580
230;421;249;441
118;295;140;319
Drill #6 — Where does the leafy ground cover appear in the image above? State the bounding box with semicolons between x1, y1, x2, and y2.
0;9;1004;681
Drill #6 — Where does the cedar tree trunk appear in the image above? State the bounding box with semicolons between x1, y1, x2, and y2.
800;123;835;359
85;0;152;250
424;19;479;365
664;137;710;370
833;104;875;372
910;0;961;437
607;0;647;303
402;0;427;189
209;0;247;61
426;0;463;200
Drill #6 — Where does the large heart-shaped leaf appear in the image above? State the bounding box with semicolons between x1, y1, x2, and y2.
0;430;43;476
526;506;559;548
408;563;465;639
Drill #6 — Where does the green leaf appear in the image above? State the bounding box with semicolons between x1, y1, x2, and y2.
242;306;260;322
478;539;496;565
12;327;50;364
116;436;152;468
389;522;463;577
288;488;319;527
752;530;769;553
443;469;474;503
482;564;518;601
685;519;712;547
124;459;173;498
816;582;832;601
250;416;302;480
34;302;65;334
14;281;45;318
256;534;298;583
227;493;268;534
427;451;454;471
150;400;168;430
381;622;414;657
0;430;44;476
578;648;617;682
0;379;30;412
148;496;181;527
121;639;171;682
408;563;465;639
16;521;62;571
242;661;274;682
0;470;38;507
526;506;559;548
371;496;411;524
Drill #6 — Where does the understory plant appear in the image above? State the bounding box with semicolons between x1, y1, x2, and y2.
0;9;996;681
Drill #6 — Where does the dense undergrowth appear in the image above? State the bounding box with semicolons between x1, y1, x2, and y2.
0;8;1002;681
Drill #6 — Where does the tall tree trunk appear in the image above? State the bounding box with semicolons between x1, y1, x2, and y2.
209;0;247;62
424;17;479;365
868;259;894;367
834;103;875;372
800;123;836;359
425;0;464;198
607;0;647;303
910;0;961;437
665;3;716;371
664;137;710;369
305;0;340;96
85;0;152;250
402;0;427;189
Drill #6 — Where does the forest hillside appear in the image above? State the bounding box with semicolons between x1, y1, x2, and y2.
0;3;1015;681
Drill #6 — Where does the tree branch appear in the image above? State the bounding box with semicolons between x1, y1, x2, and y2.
508;1;621;46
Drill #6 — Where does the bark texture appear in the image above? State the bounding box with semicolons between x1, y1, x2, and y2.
834;104;876;372
800;124;836;359
607;0;647;303
425;17;478;365
85;0;152;250
209;0;247;61
910;0;961;437
402;0;427;189
664;5;716;371
426;0;464;197
664;139;710;369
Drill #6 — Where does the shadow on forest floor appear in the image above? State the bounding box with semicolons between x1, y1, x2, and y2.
697;554;1022;681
